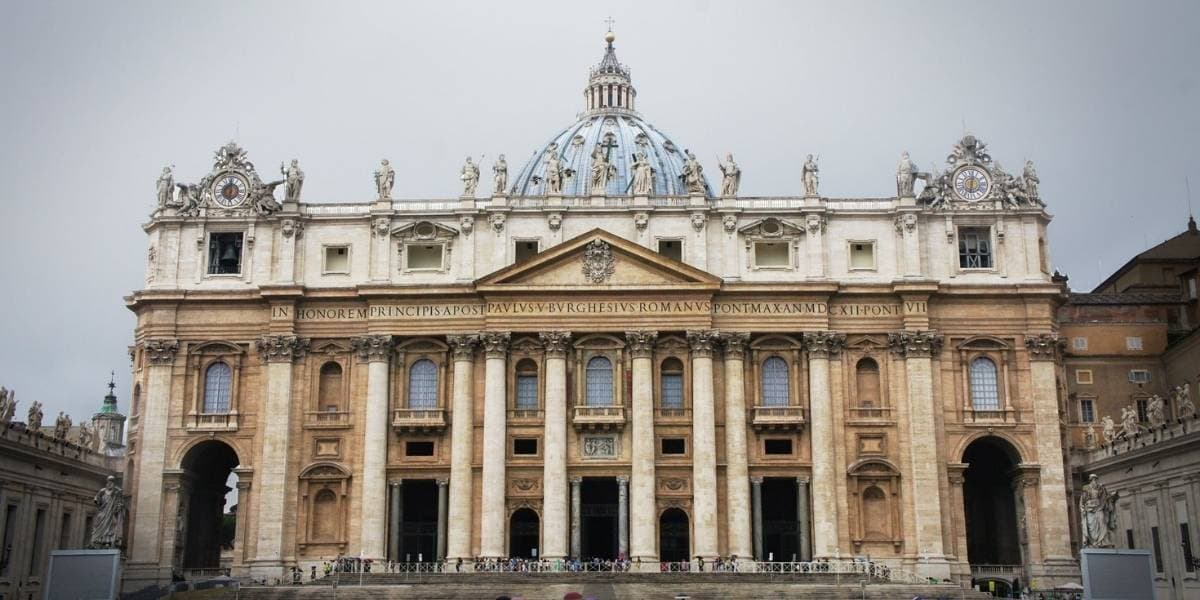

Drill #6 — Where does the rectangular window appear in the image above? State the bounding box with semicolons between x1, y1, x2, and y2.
1137;398;1149;422
30;508;46;576
515;375;538;410
58;512;71;549
514;240;539;263
958;227;993;269
754;242;790;268
1076;369;1094;385
1151;526;1164;572
764;438;793;455
1129;369;1152;384
660;373;684;409
657;239;682;262
1126;336;1143;351
405;441;434;457
660;438;686;455
207;232;244;275
1072;337;1089;351
1182;523;1195;572
849;242;875;270
513;438;538;456
1080;398;1095;423
406;244;444;270
323;246;350;274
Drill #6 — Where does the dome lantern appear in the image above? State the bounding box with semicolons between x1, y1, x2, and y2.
585;29;635;113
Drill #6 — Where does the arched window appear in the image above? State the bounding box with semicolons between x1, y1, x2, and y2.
203;362;232;413
586;356;613;406
311;489;337;541
856;358;881;408
761;357;789;407
318;362;343;412
969;357;1000;410
408;359;438;409
862;485;889;539
515;359;538;410
660;358;684;409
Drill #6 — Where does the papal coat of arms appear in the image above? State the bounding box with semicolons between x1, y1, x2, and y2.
581;239;615;283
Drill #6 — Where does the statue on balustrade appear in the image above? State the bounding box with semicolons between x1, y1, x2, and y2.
0;387;15;424
1101;415;1116;444
719;153;740;197
681;150;704;194
802;154;820;196
1147;395;1166;428
53;411;71;439
630;151;654;196
493;154;508;194
27;400;43;433
1172;383;1194;420
156;166;174;207
461;156;481;197
896;152;916;197
374;159;395;199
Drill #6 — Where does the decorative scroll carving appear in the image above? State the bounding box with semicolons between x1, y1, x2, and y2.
887;331;943;358
690;212;706;232
539;331;572;358
719;331;750;360
547;212;562;231
687;330;719;358
447;334;479;361
257;335;310;363
511;478;539;493
373;217;391;238
480;331;511;358
488;212;506;234
350;335;394;362
459;215;474;236
281;219;303;239
893;213;917;234
633;212;648;231
723;214;738;233
803;331;846;358
624;330;658;359
1025;333;1064;361
659;477;690;493
581;239;615;284
144;339;179;365
805;214;826;234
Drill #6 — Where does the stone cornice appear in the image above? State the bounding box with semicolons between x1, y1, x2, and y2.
447;334;479;361
256;335;310;363
144;339;179;365
686;330;720;358
719;331;750;360
624;330;658;359
350;335;395;362
539;331;572;358
480;331;511;358
803;331;846;358
1025;333;1064;361
887;331;944;358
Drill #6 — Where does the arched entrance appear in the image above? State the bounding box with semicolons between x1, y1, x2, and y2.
658;508;690;562
962;436;1022;589
509;508;540;559
179;440;239;569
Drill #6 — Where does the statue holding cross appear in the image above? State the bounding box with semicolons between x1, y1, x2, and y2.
589;141;617;195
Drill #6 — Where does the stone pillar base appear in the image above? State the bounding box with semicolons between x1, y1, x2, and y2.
1028;557;1081;589
913;555;952;581
630;557;660;572
246;560;292;584
121;563;172;595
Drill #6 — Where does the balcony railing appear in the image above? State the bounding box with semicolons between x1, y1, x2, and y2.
186;412;238;432
392;408;447;433
572;405;626;431
964;407;1018;425
654;407;692;422
305;410;351;428
750;405;807;431
847;406;894;421
508;408;544;421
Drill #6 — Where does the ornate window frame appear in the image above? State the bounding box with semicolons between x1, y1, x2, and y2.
844;335;892;423
186;341;244;431
306;340;353;429
297;462;351;552
847;458;902;552
508;336;545;421
748;335;805;408
571;334;626;431
956;336;1016;425
739;218;804;272
394;337;449;406
654;335;691;422
393;221;458;274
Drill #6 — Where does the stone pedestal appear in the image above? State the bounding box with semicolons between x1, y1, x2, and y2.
351;335;391;561
721;333;753;560
479;332;511;558
626;331;658;562
688;330;719;559
446;335;478;560
540;332;570;560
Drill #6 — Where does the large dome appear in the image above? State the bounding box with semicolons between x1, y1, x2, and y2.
509;33;712;197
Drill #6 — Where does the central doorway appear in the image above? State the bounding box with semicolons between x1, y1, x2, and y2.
180;440;239;570
509;508;540;558
962;437;1022;569
762;478;799;562
398;480;438;562
658;508;690;562
580;478;618;559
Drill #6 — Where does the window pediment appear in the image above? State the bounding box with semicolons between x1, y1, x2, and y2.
189;340;244;356
956;335;1010;351
300;462;351;480
749;334;803;350
391;220;459;241
737;217;804;238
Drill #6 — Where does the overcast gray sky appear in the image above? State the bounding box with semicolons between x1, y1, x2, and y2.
1;0;1198;423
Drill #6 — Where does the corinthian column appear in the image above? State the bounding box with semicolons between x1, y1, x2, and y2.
889;330;949;579
625;330;658;565
446;334;479;560
129;339;177;571
720;332;753;562
350;334;392;561
687;330;720;560
540;331;571;561
804;331;845;560
479;331;511;558
1025;334;1074;571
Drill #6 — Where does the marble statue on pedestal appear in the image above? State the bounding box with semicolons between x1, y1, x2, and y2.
461;156;480;197
1174;383;1195;419
1083;423;1097;449
589;144;615;195
681;150;704;194
1022;160;1040;199
719;153;740;197
545;147;566;195
631;152;654;196
281;159;304;202
802;154;819;196
1079;474;1117;548
27;401;43;433
1101;415;1116;444
1147;395;1166;428
156;167;174;207
896;152;915;197
53;411;71;439
493;154;508;194
0;387;15;424
78;420;93;449
375;159;395;199
89;476;125;549
1119;405;1141;439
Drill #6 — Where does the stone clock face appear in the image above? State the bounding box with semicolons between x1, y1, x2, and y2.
212;173;249;207
952;166;990;201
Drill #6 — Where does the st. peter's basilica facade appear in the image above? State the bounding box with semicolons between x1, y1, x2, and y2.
123;32;1077;591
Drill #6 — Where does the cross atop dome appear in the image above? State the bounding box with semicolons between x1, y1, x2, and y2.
586;23;635;113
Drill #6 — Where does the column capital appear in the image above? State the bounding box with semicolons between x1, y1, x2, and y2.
624;330;658;359
257;335;311;363
539;331;572;358
1025;333;1065;361
796;477;810;485
750;476;764;485
447;334;480;361
436;478;449;487
389;479;403;489
144;339;179;365
803;331;846;358
351;334;395;362
570;476;583;485
686;330;720;358
480;331;511;358
887;330;943;359
616;475;630;485
719;332;750;360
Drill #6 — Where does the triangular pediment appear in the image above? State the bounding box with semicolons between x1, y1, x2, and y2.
476;228;722;291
